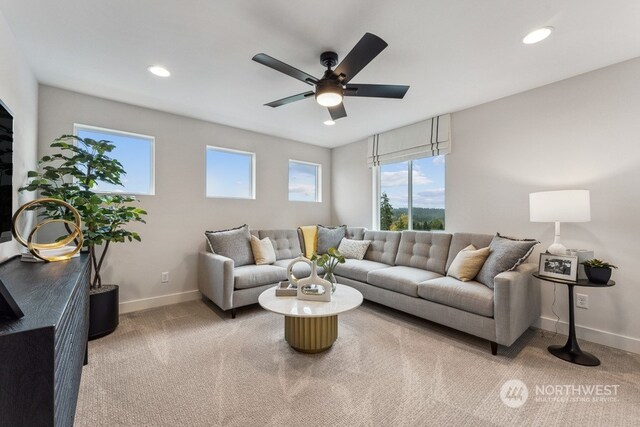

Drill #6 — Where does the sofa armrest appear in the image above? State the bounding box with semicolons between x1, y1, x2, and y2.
198;251;235;311
493;262;540;346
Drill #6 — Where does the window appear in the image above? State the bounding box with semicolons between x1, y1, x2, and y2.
289;160;321;202
206;146;255;199
378;156;445;231
74;124;155;195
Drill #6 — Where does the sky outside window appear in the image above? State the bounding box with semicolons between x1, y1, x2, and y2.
206;147;254;199
289;161;320;202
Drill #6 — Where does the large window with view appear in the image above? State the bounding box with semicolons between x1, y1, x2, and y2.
206;146;255;199
379;156;445;231
288;160;321;202
74;124;155;195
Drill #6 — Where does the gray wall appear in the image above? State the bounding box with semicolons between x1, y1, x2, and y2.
331;57;640;353
0;13;38;262
38;85;332;308
331;138;372;227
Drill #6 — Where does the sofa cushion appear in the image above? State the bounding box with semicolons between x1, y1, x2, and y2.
338;238;371;260
258;229;302;260
476;233;539;289
367;266;442;297
394;231;452;275
417;277;495;317
447;245;490;282
250;235;276;265
445;232;494;271
362;230;401;265
317;225;346;254
205;224;254;267
333;259;390;283
273;258;323;278
234;265;287;290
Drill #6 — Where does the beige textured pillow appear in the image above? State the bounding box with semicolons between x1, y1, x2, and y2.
447;244;490;282
250;235;276;265
337;238;371;260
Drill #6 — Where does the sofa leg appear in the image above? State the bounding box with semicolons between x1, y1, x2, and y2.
231;308;236;319
490;341;498;355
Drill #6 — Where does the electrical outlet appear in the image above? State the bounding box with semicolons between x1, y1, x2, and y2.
576;293;589;309
161;272;169;283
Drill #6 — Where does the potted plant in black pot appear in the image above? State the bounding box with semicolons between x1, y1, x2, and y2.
20;135;146;339
582;259;617;284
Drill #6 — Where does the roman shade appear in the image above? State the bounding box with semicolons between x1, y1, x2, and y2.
367;114;451;167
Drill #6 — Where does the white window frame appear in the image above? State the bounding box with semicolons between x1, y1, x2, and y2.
206;145;256;200
288;159;322;203
73;124;156;196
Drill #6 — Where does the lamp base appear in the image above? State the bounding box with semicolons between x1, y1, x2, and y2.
547;242;568;255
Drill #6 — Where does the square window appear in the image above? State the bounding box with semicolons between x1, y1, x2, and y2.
206;146;255;199
74;124;155;195
289;160;321;202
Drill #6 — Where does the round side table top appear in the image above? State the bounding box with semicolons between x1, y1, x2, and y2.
532;273;615;288
258;284;363;318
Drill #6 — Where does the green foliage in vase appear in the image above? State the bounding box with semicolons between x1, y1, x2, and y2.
20;135;147;289
311;247;346;276
582;259;618;269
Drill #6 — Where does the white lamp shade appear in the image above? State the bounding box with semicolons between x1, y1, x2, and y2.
529;190;591;223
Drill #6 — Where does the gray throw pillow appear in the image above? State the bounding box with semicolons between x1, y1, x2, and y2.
204;224;254;267
316;225;347;254
476;233;539;289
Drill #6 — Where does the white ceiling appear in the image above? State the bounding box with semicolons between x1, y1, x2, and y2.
1;0;639;148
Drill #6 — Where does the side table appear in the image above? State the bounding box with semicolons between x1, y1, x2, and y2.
533;273;615;366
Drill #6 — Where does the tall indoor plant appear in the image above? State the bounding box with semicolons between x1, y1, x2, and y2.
21;134;146;338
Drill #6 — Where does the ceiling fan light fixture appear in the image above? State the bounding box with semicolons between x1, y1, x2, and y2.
523;27;553;44
323;120;336;126
315;81;343;107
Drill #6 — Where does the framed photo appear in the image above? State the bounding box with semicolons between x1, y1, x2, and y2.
538;253;578;282
0;279;24;320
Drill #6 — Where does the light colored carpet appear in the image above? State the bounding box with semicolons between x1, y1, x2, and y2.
76;299;640;426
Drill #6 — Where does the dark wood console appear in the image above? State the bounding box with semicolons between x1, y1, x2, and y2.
0;254;90;426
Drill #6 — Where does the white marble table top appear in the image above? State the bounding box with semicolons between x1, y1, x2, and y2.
258;284;363;318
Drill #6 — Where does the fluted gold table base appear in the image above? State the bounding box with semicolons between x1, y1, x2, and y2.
284;315;338;353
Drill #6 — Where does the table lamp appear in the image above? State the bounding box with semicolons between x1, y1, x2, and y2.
529;190;591;255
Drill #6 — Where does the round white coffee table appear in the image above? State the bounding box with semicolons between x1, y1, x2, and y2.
258;284;363;353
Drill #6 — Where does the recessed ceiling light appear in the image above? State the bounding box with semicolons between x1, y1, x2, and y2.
523;27;553;44
147;65;171;77
323;120;336;126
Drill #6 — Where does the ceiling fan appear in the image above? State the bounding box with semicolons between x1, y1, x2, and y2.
252;33;409;121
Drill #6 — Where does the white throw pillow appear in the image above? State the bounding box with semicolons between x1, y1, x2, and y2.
337;238;371;260
447;244;490;282
250;235;276;265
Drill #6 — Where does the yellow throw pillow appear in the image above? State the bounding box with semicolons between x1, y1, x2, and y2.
447;244;491;282
250;235;276;265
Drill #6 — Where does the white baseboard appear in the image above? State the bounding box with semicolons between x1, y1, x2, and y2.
119;290;202;314
534;316;640;355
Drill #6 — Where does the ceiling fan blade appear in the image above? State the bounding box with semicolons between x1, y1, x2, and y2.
344;84;409;99
333;33;388;84
252;53;318;85
265;91;314;108
328;103;347;120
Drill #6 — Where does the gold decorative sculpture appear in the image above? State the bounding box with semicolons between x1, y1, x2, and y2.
11;198;84;262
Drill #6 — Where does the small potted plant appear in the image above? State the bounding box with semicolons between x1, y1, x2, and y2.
311;247;345;293
582;259;617;284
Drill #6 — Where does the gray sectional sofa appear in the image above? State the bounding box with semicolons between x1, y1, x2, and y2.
198;227;539;354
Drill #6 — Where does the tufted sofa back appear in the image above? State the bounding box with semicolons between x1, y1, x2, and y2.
363;230;401;265
257;229;303;260
394;231;452;275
